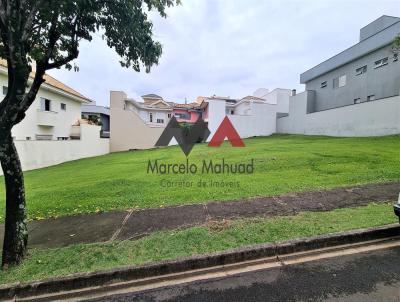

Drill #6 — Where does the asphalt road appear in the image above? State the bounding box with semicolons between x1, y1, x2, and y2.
88;246;400;302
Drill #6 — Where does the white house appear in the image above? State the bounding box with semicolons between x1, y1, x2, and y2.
204;88;291;140
0;60;109;173
0;60;91;141
124;93;173;126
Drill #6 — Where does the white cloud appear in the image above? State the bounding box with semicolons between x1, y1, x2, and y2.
49;0;400;106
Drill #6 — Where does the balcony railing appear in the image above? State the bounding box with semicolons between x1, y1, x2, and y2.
70;125;81;139
100;130;110;138
37;110;57;126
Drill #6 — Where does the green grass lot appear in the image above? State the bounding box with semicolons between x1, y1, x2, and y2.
0;134;399;221
0;202;396;284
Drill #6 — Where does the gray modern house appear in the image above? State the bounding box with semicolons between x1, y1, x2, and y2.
81;104;110;138
277;15;400;137
301;15;400;113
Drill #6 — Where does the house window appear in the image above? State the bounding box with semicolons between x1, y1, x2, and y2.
333;75;346;89
333;78;338;89
374;57;388;68
60;103;66;110
57;137;69;141
36;134;53;140
26;137;31;140
338;75;346;87
167;113;172;118
367;95;375;101
45;99;51;111
40;97;52;111
174;112;190;120
320;81;327;88
355;65;367;76
156;119;164;124
149;112;153;123
354;98;361;104
2;86;8;95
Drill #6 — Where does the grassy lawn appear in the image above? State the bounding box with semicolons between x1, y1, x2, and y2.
0;134;399;221
0;202;396;284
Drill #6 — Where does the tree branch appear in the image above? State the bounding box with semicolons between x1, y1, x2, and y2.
41;8;60;64
17;63;45;118
45;11;81;70
21;0;44;42
46;50;78;70
0;1;7;26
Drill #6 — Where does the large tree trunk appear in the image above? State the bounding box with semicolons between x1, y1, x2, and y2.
0;130;27;268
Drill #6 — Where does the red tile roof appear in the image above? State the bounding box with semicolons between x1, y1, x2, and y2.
0;59;91;102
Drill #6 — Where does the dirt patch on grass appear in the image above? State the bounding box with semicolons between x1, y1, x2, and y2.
205;219;233;232
205;182;399;220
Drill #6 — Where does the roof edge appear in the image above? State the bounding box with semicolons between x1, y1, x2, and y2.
300;19;400;83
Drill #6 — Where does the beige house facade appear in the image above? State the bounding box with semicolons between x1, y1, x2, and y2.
110;91;176;152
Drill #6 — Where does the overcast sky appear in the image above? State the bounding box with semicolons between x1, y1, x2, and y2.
49;0;400;106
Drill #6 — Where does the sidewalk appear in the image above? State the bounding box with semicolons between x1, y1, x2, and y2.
0;182;398;250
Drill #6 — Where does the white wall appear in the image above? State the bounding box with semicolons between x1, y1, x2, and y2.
277;94;400;136
275;89;291;114
230;103;277;138
207;98;227;141
262;88;291;113
276;91;308;134
207;98;279;140
0;124;109;175
0;73;84;141
234;102;252;115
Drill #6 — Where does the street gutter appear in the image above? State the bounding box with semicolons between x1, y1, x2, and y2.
0;224;399;301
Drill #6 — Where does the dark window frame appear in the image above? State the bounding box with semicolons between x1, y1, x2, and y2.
174;112;190;120
355;65;367;76
45;99;51;111
374;57;388;69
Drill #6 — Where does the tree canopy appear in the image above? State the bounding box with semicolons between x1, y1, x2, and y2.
0;0;179;71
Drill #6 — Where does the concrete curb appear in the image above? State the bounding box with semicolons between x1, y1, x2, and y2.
1;224;399;301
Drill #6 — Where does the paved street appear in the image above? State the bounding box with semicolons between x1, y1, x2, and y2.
88;246;400;302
